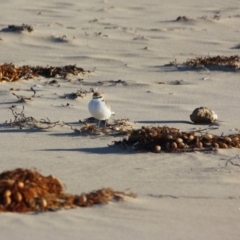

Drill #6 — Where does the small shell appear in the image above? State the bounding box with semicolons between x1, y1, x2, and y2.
18;181;24;188
171;142;178;149
224;137;231;143
13;192;23;202
178;142;185;148
4;196;11;206
188;134;195;141
40;198;47;208
196;141;203;148
231;136;239;142
153;145;161;152
166;134;173;140
203;134;213;140
212;143;219;148
220;143;228;149
176;138;183;143
4;189;12;197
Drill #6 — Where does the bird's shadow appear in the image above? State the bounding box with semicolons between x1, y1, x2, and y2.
137;120;220;127
137;120;193;124
40;146;130;154
48;132;82;137
0;126;45;133
0;100;20;105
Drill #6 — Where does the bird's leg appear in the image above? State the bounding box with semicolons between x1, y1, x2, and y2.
104;120;108;128
97;120;101;128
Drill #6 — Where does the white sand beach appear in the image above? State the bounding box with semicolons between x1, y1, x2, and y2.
0;0;240;239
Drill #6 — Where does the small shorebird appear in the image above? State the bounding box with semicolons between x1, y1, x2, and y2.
88;92;114;127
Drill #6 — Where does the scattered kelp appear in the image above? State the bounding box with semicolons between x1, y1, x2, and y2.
219;155;240;168
33;64;89;78
176;14;220;22
1;24;33;32
185;55;240;70
112;125;240;153
51;35;69;42
64;88;95;99
75;78;138;87
0;63;90;82
0;168;135;213
46;79;60;87
5;106;133;136
6;106;64;130
95;79;136;86
0;64;36;82
176;16;189;21
165;55;240;72
12;87;37;102
73;118;133;136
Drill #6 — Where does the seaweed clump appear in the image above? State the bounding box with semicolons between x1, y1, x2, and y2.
0;63;90;82
0;168;135;213
112;125;240;153
186;55;239;70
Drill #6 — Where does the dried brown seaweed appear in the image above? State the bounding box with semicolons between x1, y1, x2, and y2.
186;55;240;70
112;125;240;153
0;168;136;213
46;79;60;86
176;14;220;22
6;106;132;136
12;87;36;102
75;118;133;136
219;155;240;168
176;16;189;21
64;88;95;99
2;24;33;32
0;63;90;82
75;79;137;87
32;64;88;78
6;106;64;129
0;64;36;82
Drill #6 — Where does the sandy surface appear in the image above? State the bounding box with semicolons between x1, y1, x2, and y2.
0;0;240;239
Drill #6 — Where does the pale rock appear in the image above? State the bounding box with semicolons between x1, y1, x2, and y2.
190;107;218;123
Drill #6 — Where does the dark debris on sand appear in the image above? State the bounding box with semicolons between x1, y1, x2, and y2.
0;168;136;213
185;55;240;70
1;24;33;32
112;125;240;153
0;63;90;82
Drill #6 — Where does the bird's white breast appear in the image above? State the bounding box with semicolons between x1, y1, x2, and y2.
88;99;112;120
